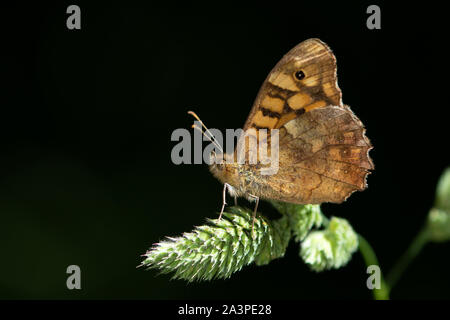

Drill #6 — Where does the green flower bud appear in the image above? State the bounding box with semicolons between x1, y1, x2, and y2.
427;168;450;243
271;201;324;241
300;217;358;272
300;231;334;272
427;208;450;242
435;168;450;213
141;206;291;281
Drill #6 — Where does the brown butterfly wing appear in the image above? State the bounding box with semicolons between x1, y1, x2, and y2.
258;105;373;204
240;39;373;204
243;38;342;131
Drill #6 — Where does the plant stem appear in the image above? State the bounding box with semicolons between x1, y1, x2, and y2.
385;227;429;293
357;234;390;300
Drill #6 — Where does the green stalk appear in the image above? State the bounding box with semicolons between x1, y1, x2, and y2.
357;234;389;300
385;228;430;292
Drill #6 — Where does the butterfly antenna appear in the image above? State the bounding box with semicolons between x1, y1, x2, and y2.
188;111;223;152
191;123;222;151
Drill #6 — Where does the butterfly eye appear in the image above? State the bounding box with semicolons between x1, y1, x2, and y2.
294;70;305;80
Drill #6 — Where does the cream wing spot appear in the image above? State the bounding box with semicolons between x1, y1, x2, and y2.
252;110;278;128
268;72;299;91
261;95;285;113
287;93;312;110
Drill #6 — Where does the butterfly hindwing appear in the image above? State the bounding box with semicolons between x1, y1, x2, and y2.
255;104;373;204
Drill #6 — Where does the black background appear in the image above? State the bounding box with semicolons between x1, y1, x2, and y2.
0;1;449;299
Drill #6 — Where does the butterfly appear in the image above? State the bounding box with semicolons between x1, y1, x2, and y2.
189;38;373;227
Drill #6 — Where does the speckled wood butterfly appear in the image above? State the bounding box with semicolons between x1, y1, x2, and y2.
191;39;373;226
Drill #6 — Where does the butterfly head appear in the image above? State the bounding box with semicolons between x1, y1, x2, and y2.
187;111;241;189
208;152;240;189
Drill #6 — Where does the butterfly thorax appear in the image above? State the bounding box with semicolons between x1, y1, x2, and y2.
209;163;239;193
209;153;270;200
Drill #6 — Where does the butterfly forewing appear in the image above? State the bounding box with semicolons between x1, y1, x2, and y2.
243;38;342;131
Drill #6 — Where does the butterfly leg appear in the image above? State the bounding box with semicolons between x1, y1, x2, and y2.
247;194;260;232
219;183;232;221
234;196;238;206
